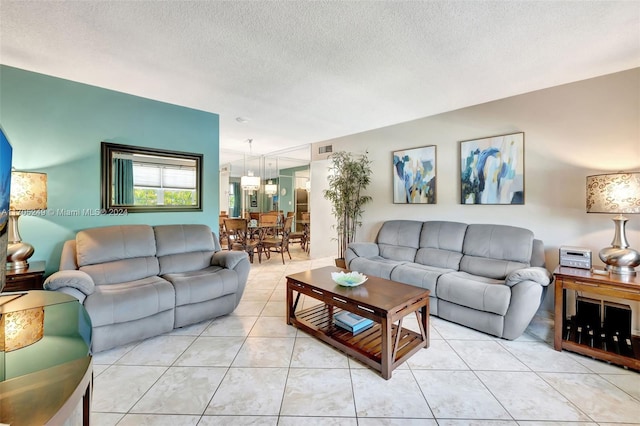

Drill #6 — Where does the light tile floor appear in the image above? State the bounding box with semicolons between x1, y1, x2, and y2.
92;247;640;426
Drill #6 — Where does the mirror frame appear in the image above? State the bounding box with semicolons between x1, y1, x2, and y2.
101;142;203;213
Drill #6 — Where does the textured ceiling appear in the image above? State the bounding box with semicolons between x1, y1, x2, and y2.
1;1;639;165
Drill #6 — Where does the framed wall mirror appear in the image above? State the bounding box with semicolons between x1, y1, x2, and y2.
101;142;203;213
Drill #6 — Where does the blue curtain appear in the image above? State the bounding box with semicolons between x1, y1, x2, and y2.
113;158;134;205
231;181;241;217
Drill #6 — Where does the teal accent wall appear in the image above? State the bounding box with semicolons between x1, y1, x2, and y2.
0;66;220;274
278;171;294;214
279;165;309;215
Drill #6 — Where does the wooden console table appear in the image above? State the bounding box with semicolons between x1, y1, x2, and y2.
553;266;640;370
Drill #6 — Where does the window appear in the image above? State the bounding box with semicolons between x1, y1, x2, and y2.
132;160;197;206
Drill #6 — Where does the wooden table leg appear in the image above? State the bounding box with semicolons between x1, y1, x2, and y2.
286;280;293;325
554;277;563;351
381;315;392;379
416;302;429;348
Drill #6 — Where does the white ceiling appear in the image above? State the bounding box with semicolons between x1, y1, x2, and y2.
1;1;639;166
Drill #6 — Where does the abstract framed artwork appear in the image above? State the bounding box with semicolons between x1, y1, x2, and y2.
460;132;524;205
393;145;436;204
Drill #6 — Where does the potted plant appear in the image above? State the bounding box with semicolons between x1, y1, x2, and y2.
323;150;372;268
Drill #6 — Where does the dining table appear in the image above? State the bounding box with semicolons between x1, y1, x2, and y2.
248;222;283;243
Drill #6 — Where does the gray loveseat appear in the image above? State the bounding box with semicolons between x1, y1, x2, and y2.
44;224;250;352
345;220;551;339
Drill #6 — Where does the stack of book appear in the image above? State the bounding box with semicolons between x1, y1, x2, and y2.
334;311;374;334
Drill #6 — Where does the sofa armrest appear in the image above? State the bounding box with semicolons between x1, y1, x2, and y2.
212;250;250;306
212;250;249;270
44;270;96;295
505;266;552;287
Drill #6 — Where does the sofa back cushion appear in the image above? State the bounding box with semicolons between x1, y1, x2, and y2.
76;225;159;285
377;220;422;262
415;221;467;269
460;224;533;279
155;224;216;274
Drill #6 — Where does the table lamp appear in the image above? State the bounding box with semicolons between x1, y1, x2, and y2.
586;172;640;275
6;171;47;270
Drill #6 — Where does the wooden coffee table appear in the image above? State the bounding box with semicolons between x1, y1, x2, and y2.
286;266;430;379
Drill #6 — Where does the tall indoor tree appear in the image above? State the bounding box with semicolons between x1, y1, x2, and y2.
323;151;373;266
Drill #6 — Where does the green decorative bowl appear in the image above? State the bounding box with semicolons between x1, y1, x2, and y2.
331;271;368;287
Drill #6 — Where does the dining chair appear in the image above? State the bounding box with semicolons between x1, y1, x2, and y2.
259;212;279;225
218;216;228;247
289;217;306;250
260;212;279;237
261;216;293;264
301;212;310;253
224;218;261;263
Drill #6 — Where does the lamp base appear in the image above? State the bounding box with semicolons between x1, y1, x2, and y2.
6;241;34;270
599;246;640;276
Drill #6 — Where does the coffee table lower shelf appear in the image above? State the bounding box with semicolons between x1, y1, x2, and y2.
291;304;425;375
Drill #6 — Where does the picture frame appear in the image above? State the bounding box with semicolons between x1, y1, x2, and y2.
460;132;524;205
393;145;436;204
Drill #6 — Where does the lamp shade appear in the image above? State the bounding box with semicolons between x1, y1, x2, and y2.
0;306;45;351
241;174;260;191
10;172;47;211
264;181;277;195
586;172;640;214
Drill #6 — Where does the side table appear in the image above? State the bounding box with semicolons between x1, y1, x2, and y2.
0;291;93;425
5;260;46;292
553;266;640;370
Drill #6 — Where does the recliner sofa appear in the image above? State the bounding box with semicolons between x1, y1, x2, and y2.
44;224;250;352
345;220;551;339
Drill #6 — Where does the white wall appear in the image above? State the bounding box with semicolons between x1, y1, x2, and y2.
309;68;640;319
219;169;230;214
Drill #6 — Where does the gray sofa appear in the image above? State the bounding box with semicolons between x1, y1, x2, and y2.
44;224;250;352
345;220;551;340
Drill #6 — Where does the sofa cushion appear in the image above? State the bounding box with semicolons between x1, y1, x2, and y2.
377;220;423;261
155;224;216;256
84;275;175;327
415;221;467;269
157;251;217;275
460;224;533;280
80;257;160;286
437;271;511;316
390;262;453;294
155;225;217;274
163;266;239;307
76;225;159;285
76;225;156;266
349;256;405;280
